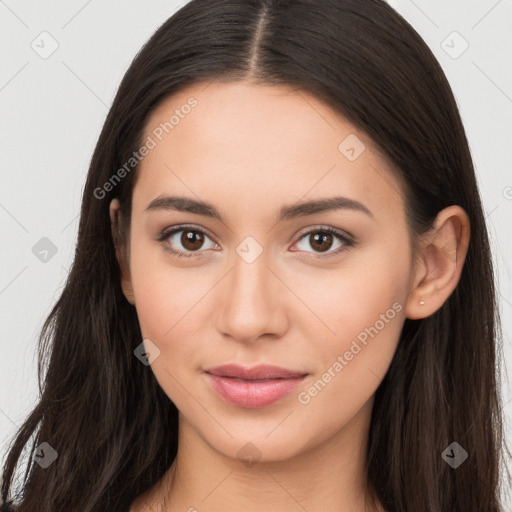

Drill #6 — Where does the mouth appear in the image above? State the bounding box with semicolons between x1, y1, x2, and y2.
204;364;309;408
204;363;308;380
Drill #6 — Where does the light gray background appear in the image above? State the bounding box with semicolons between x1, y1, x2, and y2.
1;0;511;507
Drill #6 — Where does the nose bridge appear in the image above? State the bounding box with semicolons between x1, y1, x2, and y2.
217;241;285;341
232;248;270;299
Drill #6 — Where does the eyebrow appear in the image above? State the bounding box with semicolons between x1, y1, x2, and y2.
144;195;374;222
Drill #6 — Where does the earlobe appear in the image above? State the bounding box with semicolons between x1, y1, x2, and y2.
109;198;136;306
405;205;470;320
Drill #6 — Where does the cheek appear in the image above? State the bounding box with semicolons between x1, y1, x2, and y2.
129;231;208;339
128;242;226;400
129;259;206;408
295;241;409;346
292;242;409;406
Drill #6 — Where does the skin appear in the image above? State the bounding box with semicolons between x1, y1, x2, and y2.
109;80;470;512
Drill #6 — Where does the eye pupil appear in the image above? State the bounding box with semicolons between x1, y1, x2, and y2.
310;232;333;252
182;230;204;251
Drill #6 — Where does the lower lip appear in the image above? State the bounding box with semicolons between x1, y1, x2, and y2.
205;373;307;408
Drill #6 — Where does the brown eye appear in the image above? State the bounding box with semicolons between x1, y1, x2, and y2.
309;232;335;253
292;226;354;257
158;225;219;258
180;230;205;251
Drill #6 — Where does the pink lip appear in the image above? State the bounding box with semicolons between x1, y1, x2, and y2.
204;364;308;408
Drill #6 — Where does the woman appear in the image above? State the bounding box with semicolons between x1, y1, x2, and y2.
1;0;509;510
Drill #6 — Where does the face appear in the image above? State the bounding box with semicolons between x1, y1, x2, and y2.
115;80;415;461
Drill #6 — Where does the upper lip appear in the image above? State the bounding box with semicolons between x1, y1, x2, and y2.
205;364;308;380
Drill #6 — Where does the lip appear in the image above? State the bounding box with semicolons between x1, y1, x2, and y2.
205;364;307;380
204;364;308;408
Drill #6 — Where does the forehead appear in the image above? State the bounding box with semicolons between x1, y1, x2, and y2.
133;80;405;223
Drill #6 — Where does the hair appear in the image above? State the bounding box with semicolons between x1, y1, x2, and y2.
1;0;510;511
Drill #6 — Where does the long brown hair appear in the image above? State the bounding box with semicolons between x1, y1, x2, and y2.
1;1;510;510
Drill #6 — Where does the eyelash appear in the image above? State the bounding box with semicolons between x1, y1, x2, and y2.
157;224;355;260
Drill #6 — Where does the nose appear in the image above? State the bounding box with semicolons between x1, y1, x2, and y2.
215;246;288;344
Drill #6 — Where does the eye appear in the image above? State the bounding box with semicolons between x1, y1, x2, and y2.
158;224;355;260
291;225;354;258
158;225;219;258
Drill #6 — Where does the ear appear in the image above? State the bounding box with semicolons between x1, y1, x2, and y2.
109;198;136;305
405;205;470;320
